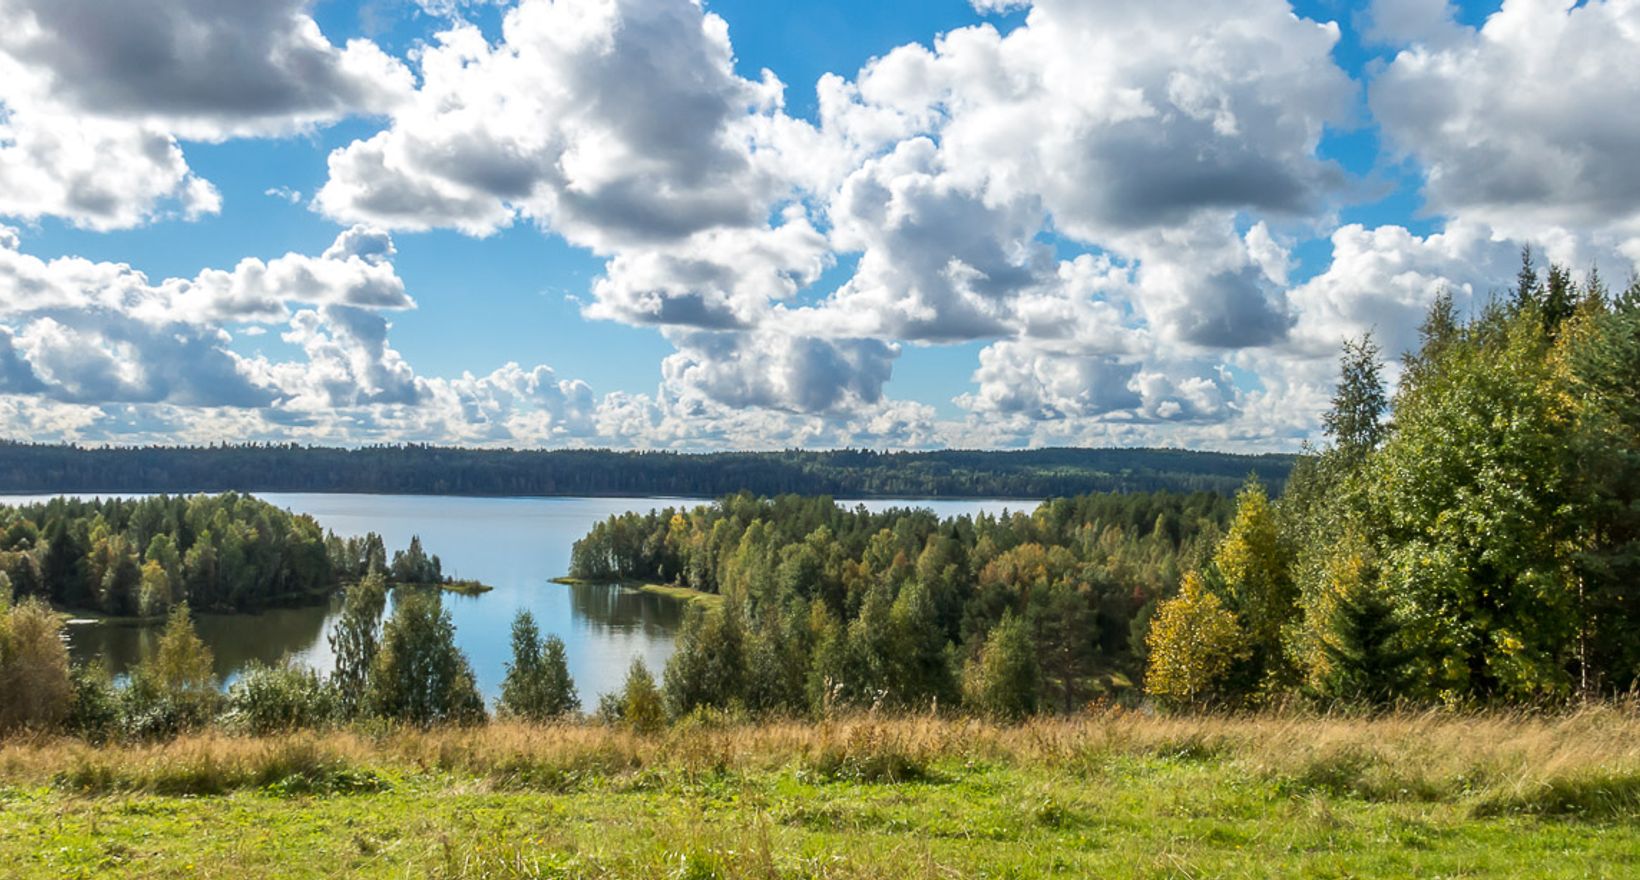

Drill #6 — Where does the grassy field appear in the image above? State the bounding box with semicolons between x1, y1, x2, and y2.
2;710;1637;879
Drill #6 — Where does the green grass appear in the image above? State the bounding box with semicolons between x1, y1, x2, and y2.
1;712;1636;878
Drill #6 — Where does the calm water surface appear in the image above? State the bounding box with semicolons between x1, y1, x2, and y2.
3;493;1028;703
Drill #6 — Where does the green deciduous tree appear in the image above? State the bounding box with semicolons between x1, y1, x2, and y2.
963;611;1040;721
662;603;745;716
499;610;580;721
617;658;665;733
1367;302;1579;700
366;591;485;726
330;572;387;720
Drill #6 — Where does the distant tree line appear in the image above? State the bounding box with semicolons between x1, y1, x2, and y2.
0;444;1293;499
0;493;462;617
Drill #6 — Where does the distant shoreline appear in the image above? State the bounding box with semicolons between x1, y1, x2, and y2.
0;443;1295;500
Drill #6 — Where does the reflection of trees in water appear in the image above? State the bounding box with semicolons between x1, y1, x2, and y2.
64;587;688;692
65;598;338;682
568;583;686;636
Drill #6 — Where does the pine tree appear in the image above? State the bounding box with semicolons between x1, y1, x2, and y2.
1030;580;1096;713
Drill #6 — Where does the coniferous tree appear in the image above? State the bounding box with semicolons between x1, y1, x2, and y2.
1030;580;1097;713
1323;334;1389;462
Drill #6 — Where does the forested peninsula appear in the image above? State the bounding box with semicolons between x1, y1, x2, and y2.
0;493;476;618
0;444;1293;499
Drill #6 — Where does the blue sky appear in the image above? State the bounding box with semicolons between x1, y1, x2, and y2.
2;0;1635;450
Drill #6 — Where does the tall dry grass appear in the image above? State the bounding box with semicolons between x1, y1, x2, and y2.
3;706;1637;816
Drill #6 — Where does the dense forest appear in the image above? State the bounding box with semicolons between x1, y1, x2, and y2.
0;444;1292;499
572;254;1640;714
0;493;458;617
570;491;1235;715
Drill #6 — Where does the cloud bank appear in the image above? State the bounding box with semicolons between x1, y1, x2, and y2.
3;0;1639;450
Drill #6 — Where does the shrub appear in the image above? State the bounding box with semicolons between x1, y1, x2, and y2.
0;596;74;733
65;662;119;742
223;661;338;735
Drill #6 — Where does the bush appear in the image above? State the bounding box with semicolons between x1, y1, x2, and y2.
224;661;338;735
0;596;74;733
122;603;222;739
66;662;119;742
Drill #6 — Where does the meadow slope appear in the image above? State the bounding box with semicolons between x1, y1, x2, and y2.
2;710;1637;878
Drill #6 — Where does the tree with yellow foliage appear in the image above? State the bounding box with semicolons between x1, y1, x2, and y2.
1144;572;1246;706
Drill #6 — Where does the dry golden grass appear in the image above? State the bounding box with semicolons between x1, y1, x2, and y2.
4;706;1637;815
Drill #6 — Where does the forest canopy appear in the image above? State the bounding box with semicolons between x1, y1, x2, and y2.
570;491;1235;715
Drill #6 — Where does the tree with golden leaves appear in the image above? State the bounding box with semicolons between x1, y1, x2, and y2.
1144;572;1246;706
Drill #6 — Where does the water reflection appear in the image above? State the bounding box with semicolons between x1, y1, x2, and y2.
568;582;687;637
66;600;339;684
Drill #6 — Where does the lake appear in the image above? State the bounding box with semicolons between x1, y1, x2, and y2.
4;493;1029;703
